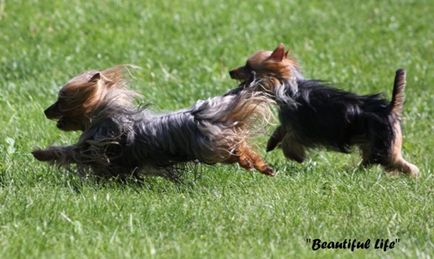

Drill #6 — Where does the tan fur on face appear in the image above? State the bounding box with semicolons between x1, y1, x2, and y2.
247;52;299;79
229;43;302;81
45;66;131;131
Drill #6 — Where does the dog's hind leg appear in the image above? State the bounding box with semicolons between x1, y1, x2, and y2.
229;142;274;176
384;69;419;176
246;149;275;176
385;122;419;177
361;120;419;177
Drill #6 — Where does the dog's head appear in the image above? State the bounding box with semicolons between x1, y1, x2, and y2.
44;67;125;131
229;43;302;82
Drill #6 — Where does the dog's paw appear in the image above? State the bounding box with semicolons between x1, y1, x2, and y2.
262;165;275;176
406;164;420;178
32;149;55;161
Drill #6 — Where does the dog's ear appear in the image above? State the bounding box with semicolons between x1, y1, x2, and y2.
88;72;101;83
89;72;113;86
284;50;289;58
269;43;285;62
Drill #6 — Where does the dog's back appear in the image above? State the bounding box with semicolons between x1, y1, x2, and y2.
132;91;271;165
277;79;390;152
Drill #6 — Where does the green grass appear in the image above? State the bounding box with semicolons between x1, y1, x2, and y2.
1;0;433;258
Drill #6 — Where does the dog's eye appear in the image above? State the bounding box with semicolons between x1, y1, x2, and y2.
245;63;253;71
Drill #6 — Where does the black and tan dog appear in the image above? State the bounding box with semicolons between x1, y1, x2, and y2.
32;66;274;180
229;43;419;177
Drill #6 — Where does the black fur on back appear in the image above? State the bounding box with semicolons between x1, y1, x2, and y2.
275;79;395;162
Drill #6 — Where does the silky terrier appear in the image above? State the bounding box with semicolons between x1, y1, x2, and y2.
229;43;419;177
32;66;274;180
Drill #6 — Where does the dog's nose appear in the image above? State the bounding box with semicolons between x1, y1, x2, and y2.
229;70;237;79
44;108;52;118
44;102;61;119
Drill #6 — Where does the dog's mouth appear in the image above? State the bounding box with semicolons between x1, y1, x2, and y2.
55;116;86;131
241;71;257;87
56;117;66;129
56;117;75;131
229;65;257;81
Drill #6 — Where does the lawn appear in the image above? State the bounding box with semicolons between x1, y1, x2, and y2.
0;0;433;258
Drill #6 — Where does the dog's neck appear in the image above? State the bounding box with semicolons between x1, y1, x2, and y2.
85;87;140;130
255;76;298;95
250;75;299;108
255;62;303;93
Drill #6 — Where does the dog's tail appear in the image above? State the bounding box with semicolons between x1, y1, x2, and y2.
390;69;406;116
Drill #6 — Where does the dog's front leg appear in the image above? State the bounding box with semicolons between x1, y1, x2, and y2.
266;125;286;152
32;145;79;165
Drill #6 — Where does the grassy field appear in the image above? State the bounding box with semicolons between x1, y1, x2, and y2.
1;0;433;258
